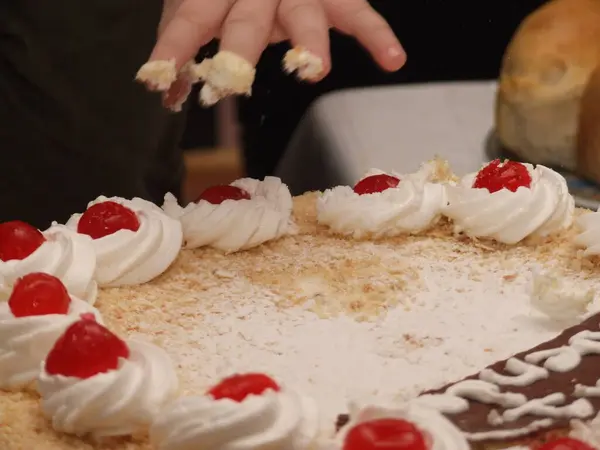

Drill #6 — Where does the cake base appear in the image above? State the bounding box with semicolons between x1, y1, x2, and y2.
0;194;597;449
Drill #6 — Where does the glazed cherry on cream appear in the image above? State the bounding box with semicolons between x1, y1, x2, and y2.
472;159;532;193
539;438;595;450
77;201;140;240
208;373;280;402
0;220;46;262
343;418;427;450
353;174;400;195
45;318;130;379
8;272;71;317
197;185;251;205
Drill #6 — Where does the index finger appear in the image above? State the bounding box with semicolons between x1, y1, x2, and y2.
218;0;281;66
150;0;234;69
331;0;406;72
278;0;331;78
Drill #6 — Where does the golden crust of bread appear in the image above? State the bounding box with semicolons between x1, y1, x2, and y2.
577;66;600;184
495;0;600;171
498;0;600;102
0;194;596;449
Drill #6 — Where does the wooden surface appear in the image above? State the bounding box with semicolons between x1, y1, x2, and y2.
183;148;244;202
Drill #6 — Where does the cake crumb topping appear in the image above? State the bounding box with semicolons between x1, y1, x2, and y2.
0;196;598;449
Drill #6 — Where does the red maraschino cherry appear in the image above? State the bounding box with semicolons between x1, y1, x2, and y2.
538;438;595;450
343;418;427;450
0;221;46;262
472;159;532;193
8;273;71;317
197;185;251;205
77;201;140;239
45;318;130;379
208;373;280;402
353;174;400;195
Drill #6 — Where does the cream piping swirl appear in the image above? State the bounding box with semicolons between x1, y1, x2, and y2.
150;387;319;450
38;340;178;438
66;196;182;287
162;176;296;253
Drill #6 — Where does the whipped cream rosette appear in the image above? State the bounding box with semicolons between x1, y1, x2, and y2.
0;221;97;303
66;196;182;287
570;412;600;449
0;273;102;390
333;402;470;450
573;208;600;256
162;176;296;253
317;161;448;239
150;372;320;450
38;319;178;438
444;160;574;244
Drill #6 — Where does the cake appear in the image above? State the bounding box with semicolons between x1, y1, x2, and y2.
2;159;600;449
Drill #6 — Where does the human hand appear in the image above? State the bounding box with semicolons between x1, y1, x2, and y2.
137;0;406;109
152;0;406;78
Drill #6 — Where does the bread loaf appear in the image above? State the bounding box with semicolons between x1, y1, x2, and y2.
577;66;600;184
495;0;600;171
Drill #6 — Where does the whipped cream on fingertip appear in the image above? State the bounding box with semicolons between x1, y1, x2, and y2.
0;225;97;303
66;196;182;287
150;386;320;450
163;176;296;253
0;298;102;390
444;161;574;244
317;160;450;239
38;339;178;438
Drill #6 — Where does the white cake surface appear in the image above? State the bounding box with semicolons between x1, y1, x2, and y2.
0;193;598;449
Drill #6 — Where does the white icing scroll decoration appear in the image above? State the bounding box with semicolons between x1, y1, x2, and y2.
445;380;527;408
488;393;593;425
411;321;600;442
413;394;469;415
525;346;581;373
575;380;600;398
526;331;600;373
570;331;600;354
412;380;527;415
479;358;549;386
465;419;554;442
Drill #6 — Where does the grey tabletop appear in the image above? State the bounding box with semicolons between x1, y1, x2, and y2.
276;81;498;196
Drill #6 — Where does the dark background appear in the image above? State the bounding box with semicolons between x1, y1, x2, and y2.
183;1;549;177
0;0;550;227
